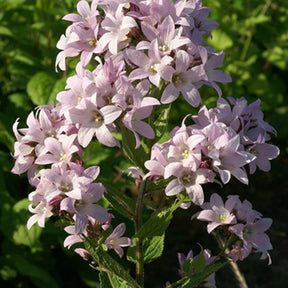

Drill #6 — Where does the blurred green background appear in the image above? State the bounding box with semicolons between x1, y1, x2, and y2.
0;0;287;287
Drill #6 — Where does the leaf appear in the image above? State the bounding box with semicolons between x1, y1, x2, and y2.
152;104;171;144
0;265;17;280
1;198;42;250
127;234;165;264
100;271;132;288
0;26;13;36
146;178;172;193
120;125;149;172
27;71;57;106
245;15;270;26
180;262;227;288
144;234;165;263
8;93;33;111
49;77;67;104
103;188;136;220
0;117;15;151
84;238;140;288
191;250;206;274
136;203;178;239
208;30;233;50
182;258;193;277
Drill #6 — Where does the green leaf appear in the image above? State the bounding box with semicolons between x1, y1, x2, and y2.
120;125;149;171
136;203;178;239
182;258;193;277
144;234;164;263
245;15;270;26
191;250;206;274
152;104;171;143
12;199;42;248
49;77;67;103
1;198;42;250
208;30;233;50
84;238;141;288
146;178;172;193
180;262;227;288
127;234;165;264
27;71;57;105
0;118;15;151
100;271;113;288
103;187;136;220
0;26;13;36
0;265;17;280
100;271;132;288
8;93;33;111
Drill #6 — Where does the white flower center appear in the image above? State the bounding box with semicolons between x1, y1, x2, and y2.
182;149;190;159
60;152;67;161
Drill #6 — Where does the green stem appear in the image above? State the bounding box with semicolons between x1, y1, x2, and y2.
166;276;188;288
135;179;147;287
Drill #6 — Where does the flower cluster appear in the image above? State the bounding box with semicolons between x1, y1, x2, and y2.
195;193;273;264
145;97;279;206
56;0;231;109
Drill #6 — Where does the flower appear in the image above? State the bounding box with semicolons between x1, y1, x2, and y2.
105;223;132;258
68;94;122;148
196;193;238;233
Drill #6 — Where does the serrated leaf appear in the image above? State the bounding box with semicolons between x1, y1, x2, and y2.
136;203;178;239
100;271;131;288
127;234;165;264
180;262;227;288
84;238;140;288
144;234;164;263
27;71;57;105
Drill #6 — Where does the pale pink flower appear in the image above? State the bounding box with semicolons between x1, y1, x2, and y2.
164;164;214;205
161;50;204;107
35;134;79;165
68;95;122;148
196;193;238;233
125;39;174;86
105;223;132;258
27;200;53;229
61;183;109;234
99;3;138;54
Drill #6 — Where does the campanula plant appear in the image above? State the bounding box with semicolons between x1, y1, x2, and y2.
11;1;279;287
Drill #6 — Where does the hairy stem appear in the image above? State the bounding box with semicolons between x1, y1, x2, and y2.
135;179;147;287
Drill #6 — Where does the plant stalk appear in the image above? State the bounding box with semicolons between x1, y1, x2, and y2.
135;179;147;287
